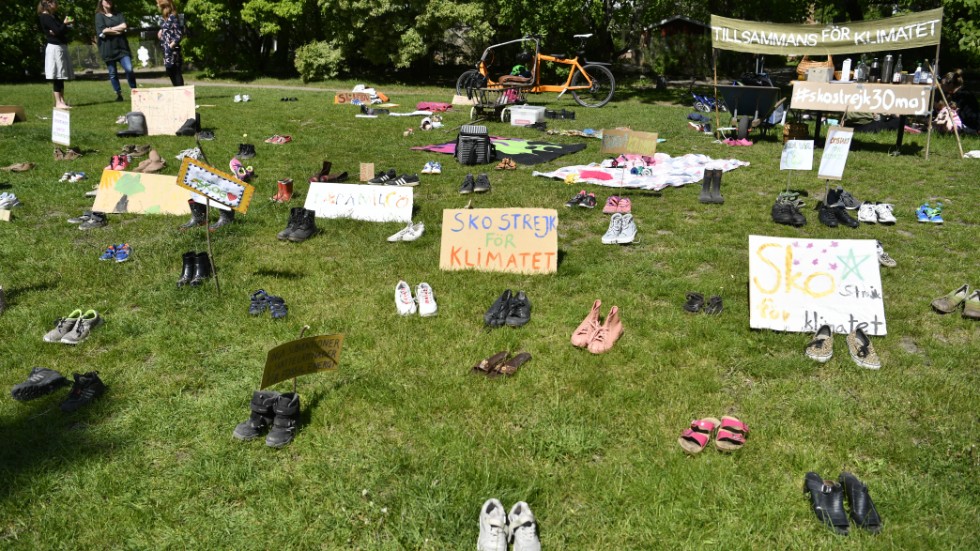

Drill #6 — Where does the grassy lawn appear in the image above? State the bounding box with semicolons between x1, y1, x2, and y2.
0;75;977;549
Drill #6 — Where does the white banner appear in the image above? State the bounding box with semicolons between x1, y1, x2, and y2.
749;236;886;335
818;127;854;180
790;81;932;115
52;109;70;146
780;140;814;171
305;183;412;223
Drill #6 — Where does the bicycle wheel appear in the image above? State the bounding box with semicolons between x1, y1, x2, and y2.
456;70;480;95
571;64;615;108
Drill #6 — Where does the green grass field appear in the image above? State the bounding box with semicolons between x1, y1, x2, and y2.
0;75;978;549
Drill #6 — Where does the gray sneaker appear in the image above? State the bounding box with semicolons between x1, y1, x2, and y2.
616;213;637;244
60;309;103;345
78;212;107;230
473;173;491;193
601;213;623;244
43;309;83;342
67;210;93;224
838;188;862;210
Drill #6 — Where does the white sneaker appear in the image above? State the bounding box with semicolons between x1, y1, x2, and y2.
421;162;433;174
242;94;251;102
508;502;541;551
857;202;877;223
234;94;242;102
416;282;437;317
387;222;415;242
477;498;509;551
875;202;896;224
601;213;624;244
616;213;637;244
402;222;425;242
394;281;416;315
431;162;442;174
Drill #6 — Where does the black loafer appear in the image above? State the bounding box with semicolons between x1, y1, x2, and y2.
484;290;512;327
839;472;881;533
804;472;850;535
505;291;532;327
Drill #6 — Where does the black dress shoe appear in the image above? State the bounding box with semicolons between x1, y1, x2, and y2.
803;472;849;535
484;290;512;327
832;206;860;228
839;472;881;533
505;291;531;327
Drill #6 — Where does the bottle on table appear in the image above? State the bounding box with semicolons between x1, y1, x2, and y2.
870;57;881;82
841;58;852;82
913;61;923;84
881;54;894;84
892;55;903;83
855;56;868;82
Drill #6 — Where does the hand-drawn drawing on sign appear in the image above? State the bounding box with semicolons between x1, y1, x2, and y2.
130;85;196;135
305;182;413;223
817;127;854;180
749;235;886;335
440;208;559;274
261;334;344;389
176;157;254;213
780;140;814;171
93;170;191;214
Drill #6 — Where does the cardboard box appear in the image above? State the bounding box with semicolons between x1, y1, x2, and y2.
807;67;834;83
510;106;546;126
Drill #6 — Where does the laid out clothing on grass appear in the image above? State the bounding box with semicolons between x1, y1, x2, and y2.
38;0;73;108
156;0;184;86
95;0;137;101
934;102;963;133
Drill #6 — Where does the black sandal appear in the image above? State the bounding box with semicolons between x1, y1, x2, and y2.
683;292;704;313
705;295;723;315
249;290;269;316
268;296;288;319
839;472;881;533
803;472;850;535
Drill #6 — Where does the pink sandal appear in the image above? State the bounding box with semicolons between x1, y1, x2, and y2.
678;417;720;454
715;416;749;452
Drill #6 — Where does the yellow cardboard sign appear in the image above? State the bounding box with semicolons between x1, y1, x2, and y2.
601;128;658;155
439;208;558;274
93;170;191;214
0;105;26;126
261;334;344;389
176;157;254;214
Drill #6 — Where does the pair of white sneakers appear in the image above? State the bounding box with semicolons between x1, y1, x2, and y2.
602;212;637;244
478;499;540;551
387;221;425;242
233;94;251;102
395;281;437;316
857;202;896;224
0;192;21;210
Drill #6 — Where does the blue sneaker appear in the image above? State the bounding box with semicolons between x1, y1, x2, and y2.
114;243;131;262
99;245;116;261
916;203;931;223
927;202;944;224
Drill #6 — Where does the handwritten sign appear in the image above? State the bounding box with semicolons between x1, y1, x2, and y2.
818;127;854;180
305;182;412;223
780;140;814;171
0;105;26;126
334;92;372;104
439;208;558;274
130;85;196;135
601;128;658;155
790;81;932;115
749;236;886;335
93;170;191;214
176;157;254;213
52;109;70;146
261;334;344;389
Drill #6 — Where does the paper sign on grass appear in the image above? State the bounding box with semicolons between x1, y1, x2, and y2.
130;85;195;135
93;170;191;214
817;127;854;180
305;182;412;223
440;208;558;275
0;105;26;126
601;128;658;155
176;157;254;214
780;140;814;171
52;109;70;146
748;235;886;335
261;334;344;389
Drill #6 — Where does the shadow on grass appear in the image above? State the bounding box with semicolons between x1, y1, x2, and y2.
252;268;306;280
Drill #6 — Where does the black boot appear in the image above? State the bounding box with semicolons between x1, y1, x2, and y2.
710;169;724;204
177;252;196;287
115;92;124;102
179;200;208;229
277;207;303;241
189;252;212;287
208;208;234;232
287;209;317;243
699;169;713;204
233;390;280;441
266;392;300;448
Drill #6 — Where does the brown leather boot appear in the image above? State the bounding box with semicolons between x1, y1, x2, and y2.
277;179;293;203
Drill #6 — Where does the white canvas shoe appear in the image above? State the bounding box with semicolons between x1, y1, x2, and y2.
875;202;896;224
394;281;416;315
508;502;541;551
387;222;415;242
601;213;624;244
857;202;877;223
402;222;425;242
477;498;509;551
616;213;637;244
416;282;437;317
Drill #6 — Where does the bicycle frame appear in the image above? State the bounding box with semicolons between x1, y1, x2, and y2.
474;37;601;95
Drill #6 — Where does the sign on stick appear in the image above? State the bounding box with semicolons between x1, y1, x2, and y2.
780;140;814;171
440;208;558;275
93;170;191;214
261;334;344;389
305;182;412;223
817;127;854;180
176;157;254;213
52;109;70;146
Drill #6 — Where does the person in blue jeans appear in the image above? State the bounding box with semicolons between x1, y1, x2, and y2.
95;0;136;101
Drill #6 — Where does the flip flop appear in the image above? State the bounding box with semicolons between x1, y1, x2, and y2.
471;351;508;376
489;352;531;377
678;417;720;454
714;416;749;452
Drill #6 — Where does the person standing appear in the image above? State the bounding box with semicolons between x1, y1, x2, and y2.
95;0;137;102
38;0;73;109
156;0;184;86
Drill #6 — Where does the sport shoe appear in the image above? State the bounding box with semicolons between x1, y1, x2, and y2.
616;197;632;214
68;210;93;224
78;212;108;230
459;174;475;194
838;188;862;210
402;222;425;242
602;213;624;244
579;192;597;209
804;324;834;363
416;282;437;317
387;222;415;242
114;243;131;262
617;213;637;244
59;371;106;412
876;241;897;268
832;206;859;228
43;309;83;342
395;280;417;315
387;174;420;187
926;202;944;224
477;498;509;551
817;203;839;227
473;173;491;193
60;309;103;345
508;502;542;551
915;203;931;223
421;161;434;174
99;245;117;261
430;162;442;174
602;196;619;213
368;168;397;184
846;327;880;369
857;202;877;223
565;190;587;207
874;203;896;224
11;367;69;401
771;200;806;227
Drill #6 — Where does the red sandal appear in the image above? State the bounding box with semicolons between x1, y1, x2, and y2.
715;416;749;452
678;417;720;454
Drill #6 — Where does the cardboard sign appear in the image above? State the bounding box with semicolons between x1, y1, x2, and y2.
790;81;932;115
601;128;658;155
130;85;196;135
305;182;412;223
818;127;854;180
749;236;886;335
334;92;371;104
52;109;70;146
176;157;254;214
780;140;814;171
0;106;26;126
93;170;191;214
439;208;558;274
0;210;11;222
360;163;375;182
261;334;344;389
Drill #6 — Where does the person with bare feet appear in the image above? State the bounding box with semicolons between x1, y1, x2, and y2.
38;0;74;109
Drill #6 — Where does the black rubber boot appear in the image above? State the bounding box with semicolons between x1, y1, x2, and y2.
266;392;300;448
803;472;849;535
208;208;234;232
287;209;317;243
710;169;724;204
177;251;196;287
179;200;208;230
116;112;147;137
839;472;881;533
233;390;280;441
189;252;212;287
699;169;713;204
277;207;303;241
